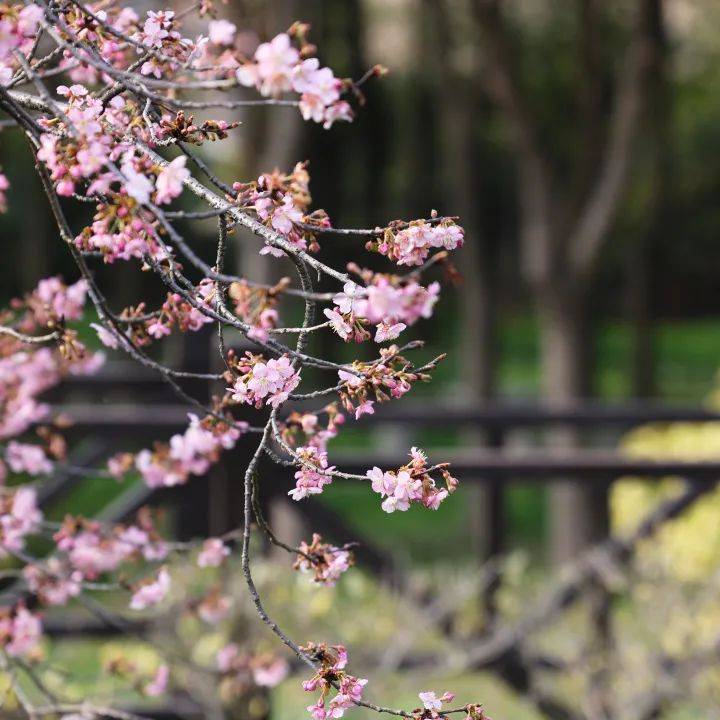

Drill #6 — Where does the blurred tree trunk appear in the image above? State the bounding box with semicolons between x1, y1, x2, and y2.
630;0;671;398
470;0;663;561
426;0;500;559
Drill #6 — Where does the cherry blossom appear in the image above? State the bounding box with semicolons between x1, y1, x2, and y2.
144;665;170;697
229;353;301;409
5;441;53;475
198;538;230;568
294;533;353;586
366;447;457;513
1;606;42;658
155;156;190;205
0;172;8;213
0;487;42;555
208;19;236;47
130;567;171;610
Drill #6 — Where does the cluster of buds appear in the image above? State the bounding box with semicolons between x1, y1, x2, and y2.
6;275;90;366
226;351;301;409
337;346;443;419
145;284;214;340
366;218;464;267
155;110;239;145
301;642;367;720
23;557;82;606
293;533;354;586
131;10;200;79
367;447;457;513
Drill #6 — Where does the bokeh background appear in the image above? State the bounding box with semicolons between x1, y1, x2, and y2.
5;1;720;717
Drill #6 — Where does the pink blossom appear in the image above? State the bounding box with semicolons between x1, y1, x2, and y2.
252;657;289;687
0;487;42;554
374;321;406;343
324;308;352;341
197;538;230;568
5;441;53;476
0;172;8;212
323;102;353;129
155;156;189;205
90;322;119;349
144;665;169;697
354;401;374;420
208;19;236;46
249;33;299;96
122;162;153;205
5;607;42;658
217;643;241;672
130;567;171;610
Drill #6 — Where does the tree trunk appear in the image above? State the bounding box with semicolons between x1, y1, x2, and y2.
538;285;607;563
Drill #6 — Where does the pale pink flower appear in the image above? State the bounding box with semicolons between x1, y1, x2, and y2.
130;568;171;610
5;441;52;476
252;657;289;687
155;156;189;205
208;19;236;46
91;322;119;349
122;163;153;205
5;607;42;658
197;538;230;568
374;321;406;343
217;643;240;672
324;308;352;340
144;665;169;697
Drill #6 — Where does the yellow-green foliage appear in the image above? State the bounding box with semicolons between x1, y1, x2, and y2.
611;379;720;582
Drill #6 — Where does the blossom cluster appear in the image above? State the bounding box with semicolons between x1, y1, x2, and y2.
0;486;42;556
132;10;201;79
282;408;344;501
0;3;44;83
52;511;168;583
125;413;246;488
368;220;465;267
232;162;329;255
367;447;458;513
0;277;101;478
337;346;441;420
0;605;43;659
301;643;367;720
288;445;336;501
325;274;440;343
237;30;353;129
294;533;354;586
228;352;301;409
